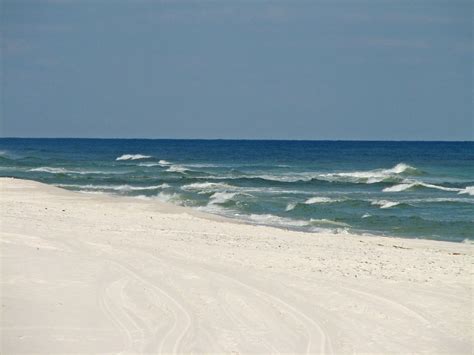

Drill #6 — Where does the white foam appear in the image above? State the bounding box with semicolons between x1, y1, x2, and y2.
285;202;297;211
166;165;189;173
384;180;464;193
383;183;415;192
209;192;237;205
56;183;170;191
30;167;70;174
116;154;152;161
248;214;309;227
182;182;235;193
386;163;415;174
320;163;417;184
309;218;349;227
138;162;161;167
29;167;112;175
155;192;181;203
305;196;339;204
371;200;400;209
362;213;371;218
458;186;474;196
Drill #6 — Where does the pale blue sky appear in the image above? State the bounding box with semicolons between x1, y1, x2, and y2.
1;0;472;140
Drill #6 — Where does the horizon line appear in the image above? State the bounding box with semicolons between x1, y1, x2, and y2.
0;136;472;143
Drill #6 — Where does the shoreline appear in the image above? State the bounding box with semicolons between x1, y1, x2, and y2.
5;176;471;246
1;177;472;353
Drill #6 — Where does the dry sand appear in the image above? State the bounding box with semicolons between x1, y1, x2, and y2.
0;178;472;354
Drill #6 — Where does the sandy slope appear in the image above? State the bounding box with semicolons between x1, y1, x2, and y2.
0;178;472;354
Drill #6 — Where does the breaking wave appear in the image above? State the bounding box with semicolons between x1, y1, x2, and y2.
138;162;161;167
319;163;418;184
166;165;189;173
116;154;152;161
182;182;236;193
56;183;170;192
286;196;343;211
209;192;238;205
29;167;114;175
383;180;469;194
459;186;474;196
371;200;401;209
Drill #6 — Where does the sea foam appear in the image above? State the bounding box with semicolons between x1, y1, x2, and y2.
182;182;235;193
371;200;400;209
384;180;465;193
166;165;189;173
209;192;238;205
116;154;152;161
458;186;474;196
319;163;418;184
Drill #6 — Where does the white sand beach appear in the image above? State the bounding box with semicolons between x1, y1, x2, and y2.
0;178;472;354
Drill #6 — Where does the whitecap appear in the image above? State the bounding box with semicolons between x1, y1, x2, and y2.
166;165;189;173
458;186;474;196
29;167;112;175
209;192;238;205
305;196;339;204
371;200;400;209
320;162;418;184
384;180;463;193
55;183;170;191
181;182;236;193
138;162;161;167
116;154;152;161
285;202;297;211
159;160;172;165
362;213;371;218
383;182;415;192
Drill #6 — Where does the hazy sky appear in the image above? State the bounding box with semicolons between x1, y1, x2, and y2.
1;0;472;140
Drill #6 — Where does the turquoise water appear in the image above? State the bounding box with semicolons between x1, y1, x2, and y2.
0;139;472;242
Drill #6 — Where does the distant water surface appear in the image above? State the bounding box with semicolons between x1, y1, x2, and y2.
1;139;473;242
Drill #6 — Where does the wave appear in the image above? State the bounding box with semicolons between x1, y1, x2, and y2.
30;167;70;174
159;160;172;165
459;186;474;196
209;192;238;205
138;162;161;167
406;197;474;204
166;165;189;173
28;167;125;175
383;180;467;193
181;182;236;193
155;191;181;203
217;162;418;185
371;200;401;209
56;183;171;191
116;154;152;161
286;196;343;211
305;196;340;204
248;214;310;228
309;218;350;227
319;163;418;184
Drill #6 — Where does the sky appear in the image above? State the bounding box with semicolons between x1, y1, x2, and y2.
1;0;472;140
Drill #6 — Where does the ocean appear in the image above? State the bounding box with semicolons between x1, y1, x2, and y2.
0;138;472;242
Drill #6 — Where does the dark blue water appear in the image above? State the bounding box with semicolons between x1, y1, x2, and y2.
1;138;473;242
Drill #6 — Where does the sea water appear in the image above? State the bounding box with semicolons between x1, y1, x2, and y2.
0;139;472;242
